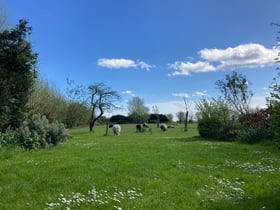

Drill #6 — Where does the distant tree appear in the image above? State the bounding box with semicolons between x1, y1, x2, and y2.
88;83;121;131
216;71;253;115
159;114;168;123
152;105;160;127
64;102;90;128
127;96;149;123
176;111;185;123
166;113;173;122
110;115;128;124
0;19;38;130
28;78;68;122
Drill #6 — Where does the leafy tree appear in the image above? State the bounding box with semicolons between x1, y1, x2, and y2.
127;96;149;123
0;19;38;130
148;114;168;123
64;102;90;128
110;115;128;124
28;78;68;122
196;97;236;140
88;83;121;131
216;71;253;115
267;22;280;139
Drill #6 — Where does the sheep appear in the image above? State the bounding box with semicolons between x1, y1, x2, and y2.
112;124;121;135
160;123;168;131
136;124;143;132
142;123;149;128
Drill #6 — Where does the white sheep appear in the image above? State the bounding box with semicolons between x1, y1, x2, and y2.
112;124;121;135
160;123;168;131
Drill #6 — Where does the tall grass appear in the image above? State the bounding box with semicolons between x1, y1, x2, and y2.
0;123;279;209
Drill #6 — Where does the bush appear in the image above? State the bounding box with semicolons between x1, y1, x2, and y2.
196;97;238;141
239;127;270;144
0;114;70;149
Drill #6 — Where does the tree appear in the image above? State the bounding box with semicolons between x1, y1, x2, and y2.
183;97;191;131
127;96;149;123
266;22;280;139
152;105;160;127
166;113;173;122
196;97;234;140
88;83;121;131
0;19;38;130
176;111;185;123
28;78;68;123
216;71;253;115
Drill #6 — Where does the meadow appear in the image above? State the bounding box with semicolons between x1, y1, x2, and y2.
0;123;279;210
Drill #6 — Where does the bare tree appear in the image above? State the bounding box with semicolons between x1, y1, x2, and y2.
88;83;121;131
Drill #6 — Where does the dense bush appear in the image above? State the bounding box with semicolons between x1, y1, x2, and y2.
0;114;70;149
196;98;238;141
239;127;270;144
268;102;280;140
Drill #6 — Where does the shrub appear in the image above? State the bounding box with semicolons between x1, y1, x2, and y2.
196;97;238;141
0;114;70;149
239;127;270;144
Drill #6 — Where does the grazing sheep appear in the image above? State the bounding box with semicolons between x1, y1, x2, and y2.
160;123;168;131
112;124;121;135
136;124;143;132
142;123;149;128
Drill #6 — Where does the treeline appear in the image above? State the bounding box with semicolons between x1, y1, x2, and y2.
0;20;70;149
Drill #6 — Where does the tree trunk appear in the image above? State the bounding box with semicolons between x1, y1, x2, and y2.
184;111;188;131
89;119;95;132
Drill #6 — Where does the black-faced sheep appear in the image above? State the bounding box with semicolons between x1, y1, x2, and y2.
160;123;168;131
112;124;121;135
142;123;149;128
136;124;143;132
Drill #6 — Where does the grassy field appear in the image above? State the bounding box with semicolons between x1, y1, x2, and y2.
0;123;279;210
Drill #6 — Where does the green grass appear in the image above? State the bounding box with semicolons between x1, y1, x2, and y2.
0;123;279;209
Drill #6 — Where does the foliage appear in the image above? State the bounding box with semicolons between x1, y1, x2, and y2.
196;97;238;140
127;96;149;123
28;78;68;123
239;127;270;144
64;102;90;128
0;19;38;130
216;71;253;115
0;114;70;149
268;102;280;139
239;108;269;129
266;22;280;140
110;114;129;124
176;111;185;123
148;114;168;124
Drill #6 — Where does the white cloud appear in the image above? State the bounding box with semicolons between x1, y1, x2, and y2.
168;61;216;76
169;43;278;76
97;58;154;71
200;43;278;70
195;91;208;96
122;90;135;97
172;92;189;98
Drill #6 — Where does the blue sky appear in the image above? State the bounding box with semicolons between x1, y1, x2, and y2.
3;0;280;118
